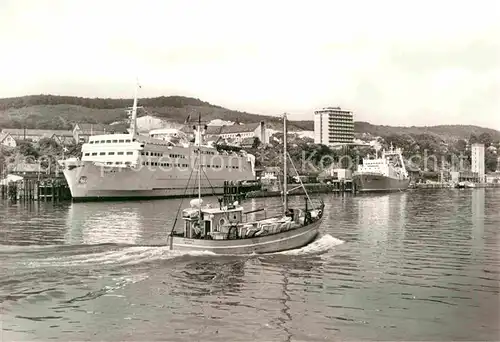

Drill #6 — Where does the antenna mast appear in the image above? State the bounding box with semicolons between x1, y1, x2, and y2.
129;79;140;137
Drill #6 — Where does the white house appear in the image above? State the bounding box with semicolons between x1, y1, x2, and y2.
136;115;181;132
148;128;190;145
207;119;234;126
0;132;17;148
206;122;269;144
2;129;74;144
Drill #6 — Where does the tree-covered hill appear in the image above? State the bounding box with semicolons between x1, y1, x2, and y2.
0;95;311;131
0;95;498;144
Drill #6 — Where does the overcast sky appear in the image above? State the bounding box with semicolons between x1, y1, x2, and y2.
1;0;499;129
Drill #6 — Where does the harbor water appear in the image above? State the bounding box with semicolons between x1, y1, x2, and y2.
1;189;499;341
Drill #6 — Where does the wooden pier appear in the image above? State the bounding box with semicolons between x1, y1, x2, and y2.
0;178;71;202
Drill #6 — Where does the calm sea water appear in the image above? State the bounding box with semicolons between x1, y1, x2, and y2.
0;189;499;341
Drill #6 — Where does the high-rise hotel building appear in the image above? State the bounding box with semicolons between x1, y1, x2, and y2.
471;143;485;182
314;107;354;146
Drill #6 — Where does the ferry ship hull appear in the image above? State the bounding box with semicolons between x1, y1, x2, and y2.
354;173;410;192
63;161;254;202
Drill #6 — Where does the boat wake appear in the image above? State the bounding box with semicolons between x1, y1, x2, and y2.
274;234;344;256
4;234;344;270
17;247;217;269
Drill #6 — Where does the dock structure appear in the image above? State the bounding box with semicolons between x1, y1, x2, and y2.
245;179;357;199
0;178;71;202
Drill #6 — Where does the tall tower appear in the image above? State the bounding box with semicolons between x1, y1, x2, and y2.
471;143;485;182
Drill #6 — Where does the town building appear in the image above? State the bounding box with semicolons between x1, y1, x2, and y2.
206;122;269;145
207;119;234;126
486;172;500;184
73;123;128;143
148;128;190;144
450;171;480;184
136;115;181;132
1;129;74;144
314;107;354;146
0;132;16;148
471;143;485;182
8;162;44;179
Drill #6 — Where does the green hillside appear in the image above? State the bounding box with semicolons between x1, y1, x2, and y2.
0;95;499;143
354;121;500;142
0;95;311;131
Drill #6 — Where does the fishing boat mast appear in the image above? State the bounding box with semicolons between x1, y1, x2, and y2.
283;113;288;214
197;113;202;216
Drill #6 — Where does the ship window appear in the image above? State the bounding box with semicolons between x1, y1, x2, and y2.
100;152;106;155
107;162;113;165
146;152;149;156
106;140;111;143
89;141;94;144
112;140;117;143
116;161;122;164
125;139;131;143
126;152;133;155
125;162;131;165
119;140;124;143
108;152;115;155
117;152;124;155
84;153;90;156
141;152;144;155
166;163;170;167
92;152;97;156
100;140;105;143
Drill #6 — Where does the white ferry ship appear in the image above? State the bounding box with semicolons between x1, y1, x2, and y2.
58;87;256;201
353;144;410;192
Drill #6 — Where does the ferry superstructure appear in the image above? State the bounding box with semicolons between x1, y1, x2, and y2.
353;144;410;192
58;85;256;201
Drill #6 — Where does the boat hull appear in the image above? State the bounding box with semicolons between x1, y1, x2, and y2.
168;219;321;254
354;173;410;192
62;160;254;202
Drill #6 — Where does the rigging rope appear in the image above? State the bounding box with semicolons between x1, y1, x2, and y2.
201;166;218;198
168;155;198;243
286;151;314;207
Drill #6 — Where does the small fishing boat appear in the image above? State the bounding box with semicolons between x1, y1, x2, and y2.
166;113;325;254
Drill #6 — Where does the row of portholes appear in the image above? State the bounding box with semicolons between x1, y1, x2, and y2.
85;151;134;156
141;162;240;169
89;139;132;144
